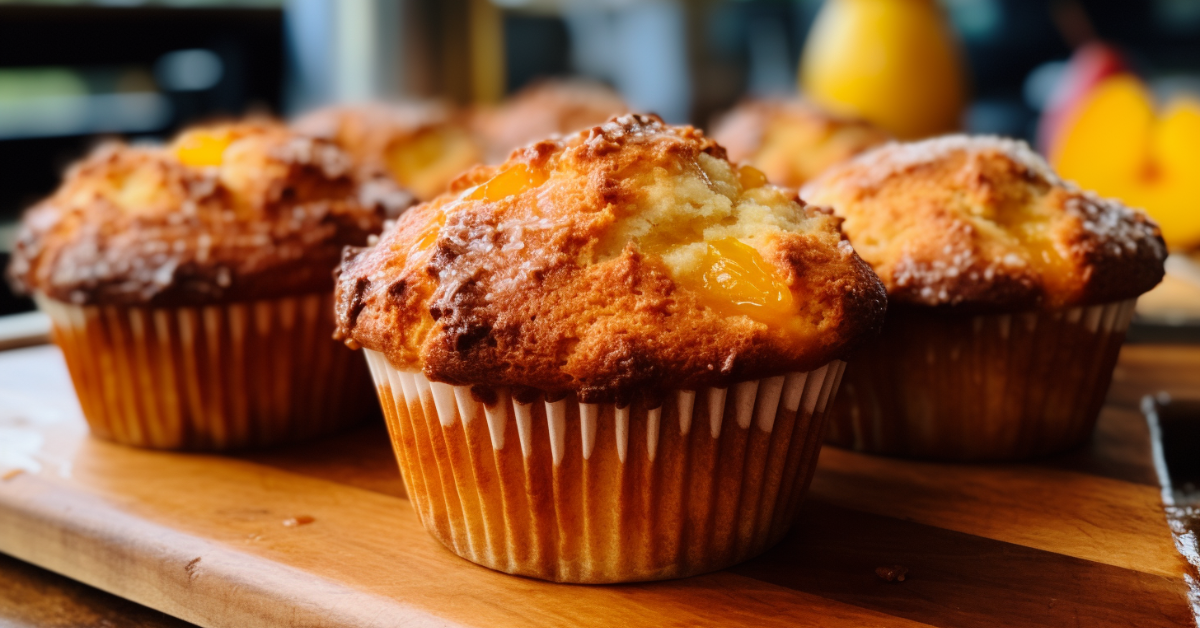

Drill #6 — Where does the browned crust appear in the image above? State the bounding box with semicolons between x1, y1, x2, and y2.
800;136;1166;311
293;101;481;200
710;98;891;188
8;120;414;306
470;79;629;163
293;101;461;148
335;114;886;402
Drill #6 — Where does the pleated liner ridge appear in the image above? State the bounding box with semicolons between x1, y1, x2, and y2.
828;299;1137;461
364;350;846;584
37;293;376;450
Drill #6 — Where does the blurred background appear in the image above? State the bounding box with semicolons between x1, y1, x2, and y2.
3;0;1200;324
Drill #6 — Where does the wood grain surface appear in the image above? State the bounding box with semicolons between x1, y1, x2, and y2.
0;343;1196;628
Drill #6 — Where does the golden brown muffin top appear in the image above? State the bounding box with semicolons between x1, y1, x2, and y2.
294;102;482;202
9;120;414;306
801;135;1166;311
711;99;890;188
471;79;629;163
335;113;886;402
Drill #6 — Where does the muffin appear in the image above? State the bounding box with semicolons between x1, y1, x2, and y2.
8;120;415;450
470;79;628;162
802;135;1166;461
334;113;886;582
711;99;890;189
294;102;482;202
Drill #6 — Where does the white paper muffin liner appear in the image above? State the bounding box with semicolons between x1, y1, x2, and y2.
364;349;846;583
37;293;374;450
827;299;1137;461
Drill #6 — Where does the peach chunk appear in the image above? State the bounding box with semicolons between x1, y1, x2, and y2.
1052;74;1200;250
173;129;234;168
676;237;796;325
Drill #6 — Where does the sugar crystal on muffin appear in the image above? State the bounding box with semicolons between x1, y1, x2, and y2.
343;113;885;583
808;135;1166;461
7;118;400;450
336;113;885;402
802;134;1165;310
10;120;413;306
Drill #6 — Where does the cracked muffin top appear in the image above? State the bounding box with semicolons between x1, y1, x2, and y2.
801;135;1166;311
335;113;885;402
9;120;414;306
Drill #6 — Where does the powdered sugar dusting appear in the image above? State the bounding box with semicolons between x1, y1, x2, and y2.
889;221;987;306
11;122;402;306
1065;191;1166;260
272;136;353;179
358;176;417;219
582;113;668;153
818;134;1063;193
806;134;1166;307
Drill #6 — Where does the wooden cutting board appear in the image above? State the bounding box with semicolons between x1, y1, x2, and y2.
0;343;1196;628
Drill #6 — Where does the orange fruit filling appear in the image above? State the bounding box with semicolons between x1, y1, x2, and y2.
467;163;548;202
737;164;769;190
415;210;446;251
676;237;795;325
173;130;234;168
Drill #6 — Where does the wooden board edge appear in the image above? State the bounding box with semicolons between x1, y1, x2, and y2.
0;476;460;628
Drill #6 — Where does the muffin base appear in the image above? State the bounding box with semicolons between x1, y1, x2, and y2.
827;299;1137;461
38;294;375;450
364;350;846;583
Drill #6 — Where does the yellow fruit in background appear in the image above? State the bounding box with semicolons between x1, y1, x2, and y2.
1052;75;1152;189
1053;74;1200;250
800;0;966;140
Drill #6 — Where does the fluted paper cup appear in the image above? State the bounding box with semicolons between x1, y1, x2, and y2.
827;299;1137;461
364;350;845;583
37;293;375;450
